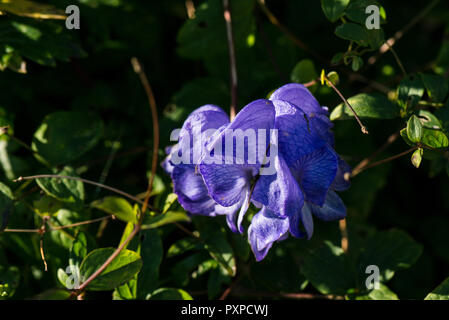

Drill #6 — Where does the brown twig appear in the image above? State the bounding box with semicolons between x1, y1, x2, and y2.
70;59;161;298
339;219;348;253
256;0;328;65
324;75;368;134
4;216;112;233
0;126;37;154
351;130;401;177
223;0;238;120
39;216;49;272
13;175;156;210
367;0;440;67
351;147;418;177
131;57;160;215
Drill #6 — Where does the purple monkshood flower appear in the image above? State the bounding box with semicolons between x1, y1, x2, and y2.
162;83;350;261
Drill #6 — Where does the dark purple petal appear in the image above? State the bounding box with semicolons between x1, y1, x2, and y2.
272;99;327;168
294;144;338;206
199;163;255;207
289;203;314;239
171;164;216;216
310;190;346;221
269;83;328;115
331;157;351;191
199;99;276;207
248;206;290;261
252;155;304;219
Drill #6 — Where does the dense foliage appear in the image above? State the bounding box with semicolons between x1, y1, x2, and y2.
1;0;449;300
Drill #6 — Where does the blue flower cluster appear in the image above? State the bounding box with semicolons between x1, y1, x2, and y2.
163;83;350;261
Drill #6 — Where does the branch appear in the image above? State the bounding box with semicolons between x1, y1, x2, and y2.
256;0;328;65
70;58;161;298
13;174;157;211
223;0;238;120
351;130;401;177
367;0;440;67
351;147;418;177
323;75;368;134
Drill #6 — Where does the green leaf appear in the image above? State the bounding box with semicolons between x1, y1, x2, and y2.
335;23;367;44
167;237;202;258
207;266;231;299
147;288;193;300
290;59;318;92
141;211;190;229
194;217;236;277
0;182;13;232
32;111;103;166
0;266;20;299
330;93;399;120
69;232;88;268
36;167;84;204
136;229;163;299
91;196;137;223
425;277;449;300
355;283;399;300
358;229;422;282
411;148;423;168
407;115;423;143
33;289;71;300
300;241;355;295
0;0;66;20
351;56;363;71
397;76;425;110
321;0;350;22
420;73;449;103
79;248;142;291
345;0;385;24
421;128;449;149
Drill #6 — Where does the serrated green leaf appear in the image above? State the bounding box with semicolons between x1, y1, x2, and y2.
79;248;142;291
331;93;399;120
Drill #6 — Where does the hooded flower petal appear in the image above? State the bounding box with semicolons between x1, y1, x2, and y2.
270;83;328;115
272;99;327;168
248;206;290;261
199;99;276;207
310;190;346;221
